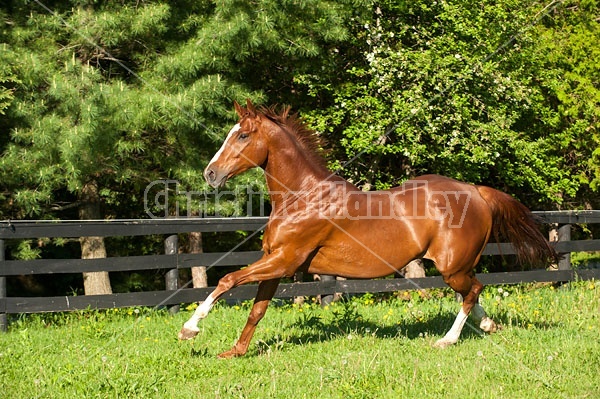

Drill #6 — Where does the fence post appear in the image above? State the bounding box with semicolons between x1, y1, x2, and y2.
165;234;179;314
320;275;335;307
293;271;304;305
0;239;6;332
557;224;572;271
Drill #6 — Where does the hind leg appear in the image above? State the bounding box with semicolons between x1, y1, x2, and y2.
433;273;484;348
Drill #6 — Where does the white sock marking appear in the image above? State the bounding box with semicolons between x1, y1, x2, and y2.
439;308;468;345
182;293;216;331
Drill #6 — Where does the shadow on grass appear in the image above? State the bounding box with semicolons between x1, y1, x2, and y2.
190;347;210;357
254;306;560;356
491;309;559;331
275;310;474;344
188;303;559;358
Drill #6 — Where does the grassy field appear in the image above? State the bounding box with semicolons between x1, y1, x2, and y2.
1;281;598;399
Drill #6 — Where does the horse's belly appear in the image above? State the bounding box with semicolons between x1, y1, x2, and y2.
307;242;417;279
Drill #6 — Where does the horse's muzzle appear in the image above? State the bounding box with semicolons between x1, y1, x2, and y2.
204;166;228;188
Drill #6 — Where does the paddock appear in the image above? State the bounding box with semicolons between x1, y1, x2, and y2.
1;281;598;398
1;213;599;397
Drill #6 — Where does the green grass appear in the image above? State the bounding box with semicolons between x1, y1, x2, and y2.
1;282;599;399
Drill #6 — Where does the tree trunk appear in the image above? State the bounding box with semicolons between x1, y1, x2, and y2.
401;259;426;279
189;231;207;288
79;180;112;295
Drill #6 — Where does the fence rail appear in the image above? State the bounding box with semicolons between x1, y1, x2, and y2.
1;211;600;331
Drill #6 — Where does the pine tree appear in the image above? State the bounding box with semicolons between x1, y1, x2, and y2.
0;0;356;294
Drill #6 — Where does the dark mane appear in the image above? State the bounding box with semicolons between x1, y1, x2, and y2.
259;105;328;168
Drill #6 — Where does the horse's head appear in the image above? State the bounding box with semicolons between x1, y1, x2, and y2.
204;99;269;188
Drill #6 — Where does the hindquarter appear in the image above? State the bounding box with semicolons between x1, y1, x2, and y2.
422;182;493;274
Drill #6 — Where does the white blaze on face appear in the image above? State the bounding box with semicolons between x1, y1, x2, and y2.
208;123;241;166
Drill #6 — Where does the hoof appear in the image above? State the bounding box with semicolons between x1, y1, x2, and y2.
178;327;199;340
432;339;454;349
217;347;245;359
479;317;498;334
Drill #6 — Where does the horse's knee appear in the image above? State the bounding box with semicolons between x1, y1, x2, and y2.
248;307;267;325
217;273;237;291
246;297;271;326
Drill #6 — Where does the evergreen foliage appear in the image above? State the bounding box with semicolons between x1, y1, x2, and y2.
0;0;356;220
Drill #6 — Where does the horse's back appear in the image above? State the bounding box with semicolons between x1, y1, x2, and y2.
396;174;474;192
388;174;485;220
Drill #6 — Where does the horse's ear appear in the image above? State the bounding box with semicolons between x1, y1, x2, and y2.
246;98;257;117
234;100;245;118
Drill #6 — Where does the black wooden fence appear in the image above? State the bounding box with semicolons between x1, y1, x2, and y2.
1;211;600;331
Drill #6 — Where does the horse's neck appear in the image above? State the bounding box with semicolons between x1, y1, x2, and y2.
264;153;328;193
263;132;330;207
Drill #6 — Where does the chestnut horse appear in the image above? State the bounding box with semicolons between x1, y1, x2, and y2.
179;100;557;358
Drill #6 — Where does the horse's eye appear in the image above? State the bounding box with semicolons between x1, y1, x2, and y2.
239;133;249;141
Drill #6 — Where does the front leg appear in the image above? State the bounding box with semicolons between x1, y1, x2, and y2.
178;291;217;340
178;248;302;349
217;278;281;359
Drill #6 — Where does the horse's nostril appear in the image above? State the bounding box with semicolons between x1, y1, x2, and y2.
205;168;216;183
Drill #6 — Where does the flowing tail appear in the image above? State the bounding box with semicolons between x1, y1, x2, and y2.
476;186;558;268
